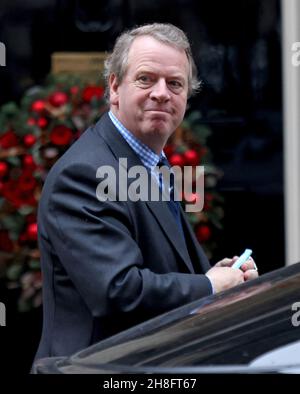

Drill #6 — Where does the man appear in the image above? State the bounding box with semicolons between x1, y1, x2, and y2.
34;23;258;360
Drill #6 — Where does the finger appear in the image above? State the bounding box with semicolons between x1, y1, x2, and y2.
244;269;259;281
241;259;257;272
215;258;233;267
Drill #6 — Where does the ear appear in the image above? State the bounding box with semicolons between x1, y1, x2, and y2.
109;73;120;106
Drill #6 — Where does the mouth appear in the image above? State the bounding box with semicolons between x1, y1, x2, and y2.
145;109;171;115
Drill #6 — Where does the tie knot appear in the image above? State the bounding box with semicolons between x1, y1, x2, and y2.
156;157;183;233
157;156;171;169
156;156;177;201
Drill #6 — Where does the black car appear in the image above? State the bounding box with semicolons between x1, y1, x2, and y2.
33;262;300;374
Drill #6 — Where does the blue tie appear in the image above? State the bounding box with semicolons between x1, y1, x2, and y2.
158;157;184;235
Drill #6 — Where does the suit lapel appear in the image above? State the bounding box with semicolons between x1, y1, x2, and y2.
95;113;196;273
179;206;211;272
145;197;195;273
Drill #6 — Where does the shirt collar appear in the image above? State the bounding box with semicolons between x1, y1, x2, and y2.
108;111;165;170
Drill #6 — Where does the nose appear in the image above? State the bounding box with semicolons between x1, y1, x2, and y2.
149;78;170;102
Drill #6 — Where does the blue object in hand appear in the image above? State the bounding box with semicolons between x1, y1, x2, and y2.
232;249;253;270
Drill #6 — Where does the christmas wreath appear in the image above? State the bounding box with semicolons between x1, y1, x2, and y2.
0;74;223;311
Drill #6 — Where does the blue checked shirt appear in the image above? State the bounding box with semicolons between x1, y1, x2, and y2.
109;111;166;185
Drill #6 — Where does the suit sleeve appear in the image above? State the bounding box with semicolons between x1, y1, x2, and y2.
44;161;213;318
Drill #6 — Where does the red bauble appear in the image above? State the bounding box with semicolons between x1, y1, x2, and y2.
2;179;36;208
163;144;175;159
48;91;69;107
184;149;200;166
26;222;38;241
196;225;212;242
23;154;36;170
37;117;48;129
18;171;37;191
31;100;46;113
82;85;104;102
23;134;37;147
169;153;185;167
50;125;73;146
0;130;18;149
0;161;8;177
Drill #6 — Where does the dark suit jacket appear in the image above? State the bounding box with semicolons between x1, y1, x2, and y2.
34;112;212;360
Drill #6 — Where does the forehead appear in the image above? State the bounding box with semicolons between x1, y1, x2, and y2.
126;35;189;76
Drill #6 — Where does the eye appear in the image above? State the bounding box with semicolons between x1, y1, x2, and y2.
167;80;185;93
137;74;153;84
168;80;183;89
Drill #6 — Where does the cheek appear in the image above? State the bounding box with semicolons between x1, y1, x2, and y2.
177;98;186;110
175;98;187;115
123;89;143;106
131;97;149;119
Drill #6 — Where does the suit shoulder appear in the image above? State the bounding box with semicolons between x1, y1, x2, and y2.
47;123;112;172
41;128;115;198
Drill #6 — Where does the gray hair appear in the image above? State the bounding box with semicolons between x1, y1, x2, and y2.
103;23;201;99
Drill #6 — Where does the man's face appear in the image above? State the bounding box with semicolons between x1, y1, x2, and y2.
109;36;189;153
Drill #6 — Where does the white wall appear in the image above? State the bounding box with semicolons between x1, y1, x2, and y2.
282;0;300;264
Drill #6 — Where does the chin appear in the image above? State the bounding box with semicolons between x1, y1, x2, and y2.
149;120;172;131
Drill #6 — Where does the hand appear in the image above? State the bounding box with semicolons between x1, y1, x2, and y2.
215;256;259;281
206;256;259;294
205;259;244;293
237;256;259;281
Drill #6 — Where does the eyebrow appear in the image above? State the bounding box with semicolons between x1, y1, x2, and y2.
136;69;186;80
